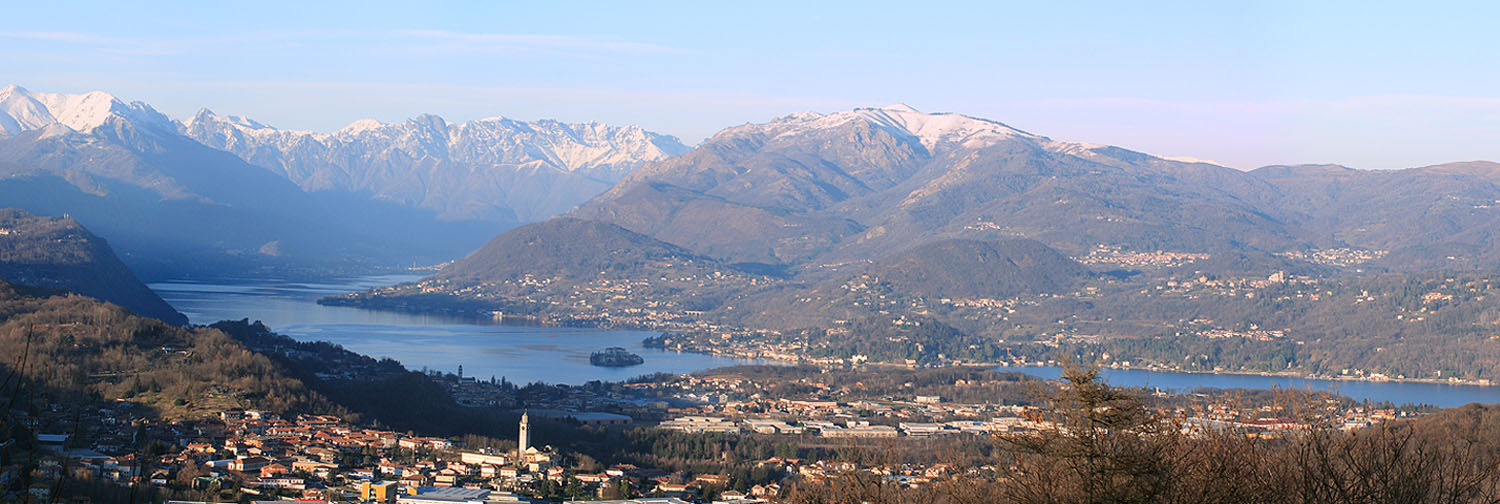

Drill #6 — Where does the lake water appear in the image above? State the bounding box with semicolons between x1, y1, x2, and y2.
150;275;768;385
148;275;1500;405
996;365;1500;408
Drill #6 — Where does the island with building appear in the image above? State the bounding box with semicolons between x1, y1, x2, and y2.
590;347;645;367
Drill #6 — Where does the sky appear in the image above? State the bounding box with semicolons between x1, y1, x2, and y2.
3;1;1498;169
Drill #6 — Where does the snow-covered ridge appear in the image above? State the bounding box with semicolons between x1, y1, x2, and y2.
182;109;274;131
709;104;1233;171
1;84;693;224
337;118;385;136
719;104;1045;151
184;109;689;178
181;107;692;221
0;85;173;137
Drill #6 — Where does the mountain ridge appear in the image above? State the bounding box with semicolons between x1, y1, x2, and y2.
181;107;691;222
0;85;518;276
575;105;1306;274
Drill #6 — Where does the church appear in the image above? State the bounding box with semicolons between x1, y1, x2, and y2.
516;412;557;473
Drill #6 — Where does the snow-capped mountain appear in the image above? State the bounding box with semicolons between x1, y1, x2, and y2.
182;110;690;222
0;85;518;277
716;104;1042;151
714;104;1146;164
0;85;176;139
574;103;1296;266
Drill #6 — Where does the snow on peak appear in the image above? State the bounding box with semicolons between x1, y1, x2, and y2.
32;90;123;132
879;103;921;113
0;85;57;135
222;113;271;131
1;86;128;134
0;86;177;134
743;105;1042;151
186;108;272;130
1161;155;1224;166
338;118;385;135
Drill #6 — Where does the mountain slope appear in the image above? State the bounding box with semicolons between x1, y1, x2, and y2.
182;109;690;222
575;105;1500;277
859;238;1089;299
322;218;775;323
0;208;186;324
0;278;331;420
436;217;706;283
732;238;1089;330
575;105;1297;272
1248;161;1500;270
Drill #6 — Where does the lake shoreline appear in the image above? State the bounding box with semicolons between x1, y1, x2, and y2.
984;362;1497;389
150;275;772;386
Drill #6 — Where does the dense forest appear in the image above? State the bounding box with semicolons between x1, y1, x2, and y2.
0;280;335;422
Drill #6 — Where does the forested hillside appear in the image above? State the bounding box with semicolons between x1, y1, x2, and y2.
0;280;331;420
0;208;185;324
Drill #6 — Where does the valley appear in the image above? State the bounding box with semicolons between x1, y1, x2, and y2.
7;89;1500;504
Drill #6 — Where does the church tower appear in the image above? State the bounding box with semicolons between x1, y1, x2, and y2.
518;411;530;456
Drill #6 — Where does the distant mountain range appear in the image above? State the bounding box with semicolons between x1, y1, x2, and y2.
0;84;688;278
339;105;1500;340
182;109;688;222
0;208;185;324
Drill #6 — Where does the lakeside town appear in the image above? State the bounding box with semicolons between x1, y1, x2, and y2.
315;237;1500;389
3;351;1423;504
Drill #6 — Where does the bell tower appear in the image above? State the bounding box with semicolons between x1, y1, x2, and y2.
518;411;530;456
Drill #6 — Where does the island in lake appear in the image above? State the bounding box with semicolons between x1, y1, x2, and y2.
590;347;644;367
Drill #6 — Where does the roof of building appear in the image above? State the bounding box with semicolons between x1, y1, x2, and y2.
569;412;632;422
402;486;490;501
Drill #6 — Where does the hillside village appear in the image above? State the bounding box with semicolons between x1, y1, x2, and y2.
3;360;1419;504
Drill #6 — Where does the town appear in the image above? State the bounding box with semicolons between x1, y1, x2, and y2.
2;357;1421;504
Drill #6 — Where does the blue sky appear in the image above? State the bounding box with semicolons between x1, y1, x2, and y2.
4;1;1498;169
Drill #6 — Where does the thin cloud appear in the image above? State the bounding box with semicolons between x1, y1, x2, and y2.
0;31;129;44
0;30;187;56
2;28;691;58
1011;95;1500;114
396;29;694;56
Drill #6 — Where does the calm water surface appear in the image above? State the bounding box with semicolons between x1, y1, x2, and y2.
996;365;1500;408
148;275;1500;405
150;274;768;385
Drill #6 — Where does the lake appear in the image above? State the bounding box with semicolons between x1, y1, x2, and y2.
150;274;769;385
149;275;1500;406
995;365;1500;408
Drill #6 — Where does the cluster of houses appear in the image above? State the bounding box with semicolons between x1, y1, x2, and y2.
658;415;1052;438
6;403;801;503
5;408;580;503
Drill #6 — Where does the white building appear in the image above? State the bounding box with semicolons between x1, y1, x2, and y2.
659;416;741;434
742;419;804;435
